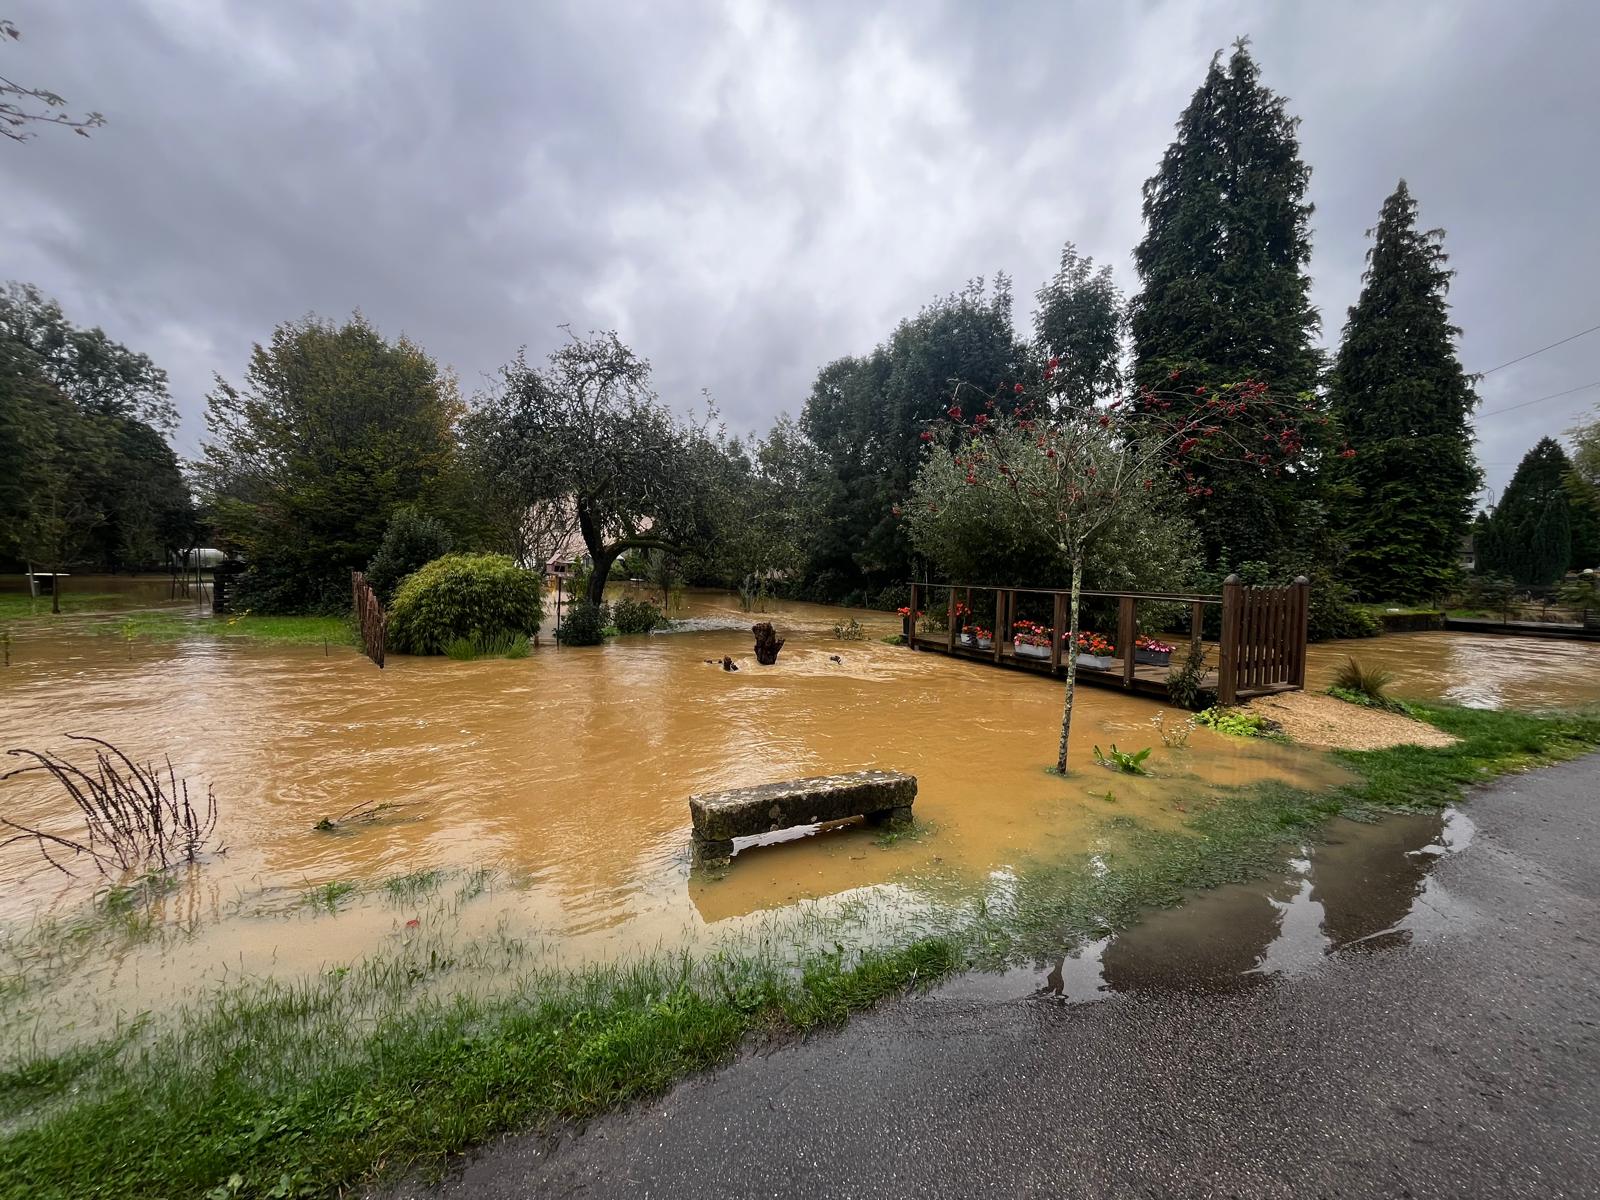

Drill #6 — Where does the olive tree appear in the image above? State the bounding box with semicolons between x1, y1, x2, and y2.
909;375;1322;774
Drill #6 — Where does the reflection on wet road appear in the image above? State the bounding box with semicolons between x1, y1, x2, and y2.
940;807;1475;1002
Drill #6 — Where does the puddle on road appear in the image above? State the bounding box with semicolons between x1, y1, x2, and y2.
937;807;1476;1004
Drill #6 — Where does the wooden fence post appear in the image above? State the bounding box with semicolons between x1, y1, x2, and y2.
946;587;957;652
1119;596;1137;687
1293;575;1311;688
1190;600;1204;652
1218;574;1241;705
908;583;919;648
985;592;998;668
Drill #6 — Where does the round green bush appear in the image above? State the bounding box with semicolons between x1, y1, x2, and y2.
610;596;662;635
387;554;543;655
555;599;606;646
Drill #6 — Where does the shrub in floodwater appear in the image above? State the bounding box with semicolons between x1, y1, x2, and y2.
444;632;532;661
556;599;607;646
365;507;454;603
387;554;542;655
1165;641;1212;710
832;618;867;641
611;597;663;635
0;735;220;878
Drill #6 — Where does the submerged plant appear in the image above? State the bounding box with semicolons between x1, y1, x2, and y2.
0;735;221;878
832;618;867;641
1092;744;1153;775
1150;710;1196;749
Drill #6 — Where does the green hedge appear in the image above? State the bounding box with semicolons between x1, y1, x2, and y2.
387;554;542;655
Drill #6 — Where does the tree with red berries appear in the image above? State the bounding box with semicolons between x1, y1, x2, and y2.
910;374;1320;774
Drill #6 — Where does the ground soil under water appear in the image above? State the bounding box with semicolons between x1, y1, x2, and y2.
2;578;1598;1038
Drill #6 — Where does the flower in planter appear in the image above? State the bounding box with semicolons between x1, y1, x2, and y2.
1135;636;1175;654
1075;631;1115;656
960;623;993;640
1012;619;1055;648
895;606;926;618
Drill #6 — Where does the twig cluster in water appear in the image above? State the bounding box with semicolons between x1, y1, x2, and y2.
0;735;221;877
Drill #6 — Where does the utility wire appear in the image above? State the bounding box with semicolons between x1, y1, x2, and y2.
1475;322;1600;377
1477;378;1600;419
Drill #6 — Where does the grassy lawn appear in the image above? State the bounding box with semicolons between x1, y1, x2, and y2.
1;703;1597;1199
0;593;123;621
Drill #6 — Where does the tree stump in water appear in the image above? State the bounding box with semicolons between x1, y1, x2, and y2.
752;622;785;665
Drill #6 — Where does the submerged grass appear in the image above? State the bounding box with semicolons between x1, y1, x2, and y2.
93;611;356;647
1;703;1597;1199
0;594;122;620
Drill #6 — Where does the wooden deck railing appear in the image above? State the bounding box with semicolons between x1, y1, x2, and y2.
904;574;1309;702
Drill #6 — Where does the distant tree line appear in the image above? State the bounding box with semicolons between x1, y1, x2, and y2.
12;38;1593;625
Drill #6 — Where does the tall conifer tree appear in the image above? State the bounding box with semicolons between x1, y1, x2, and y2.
1478;437;1574;586
1328;181;1480;601
1130;39;1322;566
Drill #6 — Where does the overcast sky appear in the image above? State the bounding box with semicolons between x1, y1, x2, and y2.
3;0;1597;502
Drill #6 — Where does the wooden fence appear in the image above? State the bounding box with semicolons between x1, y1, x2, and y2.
351;570;387;669
905;573;1309;703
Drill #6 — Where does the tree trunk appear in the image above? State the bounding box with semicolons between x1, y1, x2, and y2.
585;549;617;606
1055;554;1083;775
752;622;785;665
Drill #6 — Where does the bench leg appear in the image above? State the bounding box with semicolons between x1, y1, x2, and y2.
865;806;914;830
692;836;735;867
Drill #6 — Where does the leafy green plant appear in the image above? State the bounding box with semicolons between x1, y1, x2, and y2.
1195;706;1278;738
610;597;663;635
556;599;607;646
364;507;453;603
1092;744;1153;775
386;554;542;656
832;618;867;641
1164;641;1211;710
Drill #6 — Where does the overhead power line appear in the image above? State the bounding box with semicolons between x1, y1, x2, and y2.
1475;322;1600;377
1477;378;1600;419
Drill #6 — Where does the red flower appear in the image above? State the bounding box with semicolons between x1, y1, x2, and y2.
948;405;962;420
1169;369;1181;381
1013;383;1025;394
1048;356;1060;369
920;431;934;442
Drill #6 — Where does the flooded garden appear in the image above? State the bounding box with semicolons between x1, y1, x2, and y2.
4;578;1600;1049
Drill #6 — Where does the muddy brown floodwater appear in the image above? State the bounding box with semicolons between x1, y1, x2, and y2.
2;584;1595;1033
0;588;1348;1006
1307;630;1600;711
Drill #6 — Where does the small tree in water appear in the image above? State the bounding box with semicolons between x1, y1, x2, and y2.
912;372;1326;774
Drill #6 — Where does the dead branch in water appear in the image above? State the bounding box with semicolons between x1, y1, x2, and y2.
1;735;221;878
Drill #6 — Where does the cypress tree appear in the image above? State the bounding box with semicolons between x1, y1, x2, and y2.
1479;438;1574;586
1328;181;1481;601
1130;39;1322;566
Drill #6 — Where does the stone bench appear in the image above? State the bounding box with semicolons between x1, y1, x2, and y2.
689;770;916;864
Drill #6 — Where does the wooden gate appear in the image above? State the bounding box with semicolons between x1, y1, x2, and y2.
351;570;387;669
1217;575;1309;703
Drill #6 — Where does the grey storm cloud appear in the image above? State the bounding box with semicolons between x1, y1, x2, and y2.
3;0;1597;503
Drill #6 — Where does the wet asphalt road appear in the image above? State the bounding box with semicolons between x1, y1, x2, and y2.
400;753;1600;1199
